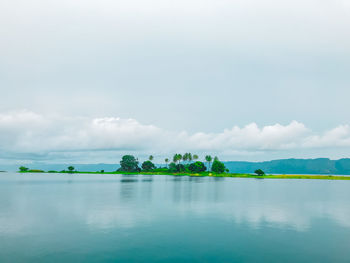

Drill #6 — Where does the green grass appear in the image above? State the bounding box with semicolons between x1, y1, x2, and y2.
18;170;350;180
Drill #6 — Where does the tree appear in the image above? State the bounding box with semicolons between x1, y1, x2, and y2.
205;155;213;171
165;158;169;168
68;166;75;173
19;166;29;172
188;161;206;173
211;159;226;173
173;154;182;164
188;153;192;163
142;160;156;171
193;154;199;161
182;153;188;163
255;169;265;176
118;155;140;172
149;155;154;161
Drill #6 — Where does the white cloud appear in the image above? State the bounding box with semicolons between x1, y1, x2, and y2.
1;110;350;162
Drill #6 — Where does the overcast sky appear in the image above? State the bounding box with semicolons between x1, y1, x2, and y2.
1;0;350;163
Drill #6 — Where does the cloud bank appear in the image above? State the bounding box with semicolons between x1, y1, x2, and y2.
1;110;350;163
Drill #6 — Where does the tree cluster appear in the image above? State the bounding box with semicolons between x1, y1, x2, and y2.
116;153;228;174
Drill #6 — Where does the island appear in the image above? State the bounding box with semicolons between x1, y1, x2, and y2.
16;154;350;180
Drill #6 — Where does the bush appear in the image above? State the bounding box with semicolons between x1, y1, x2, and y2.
118;155;140;172
168;162;177;172
27;169;44;173
188;161;206;173
168;162;186;172
254;169;265;176
142;160;156;171
176;164;186;172
211;160;226;173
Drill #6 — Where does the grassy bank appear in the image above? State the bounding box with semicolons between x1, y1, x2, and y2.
18;170;350;180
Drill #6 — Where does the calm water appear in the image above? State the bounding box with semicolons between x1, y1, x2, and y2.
1;172;350;262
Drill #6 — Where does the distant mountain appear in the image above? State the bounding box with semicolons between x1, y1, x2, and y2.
224;158;350;175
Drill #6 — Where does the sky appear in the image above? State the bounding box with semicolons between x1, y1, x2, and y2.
1;0;350;164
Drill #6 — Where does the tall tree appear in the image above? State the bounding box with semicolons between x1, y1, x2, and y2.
149;155;154;161
205;155;213;171
173;154;182;164
165;158;169;168
142;161;156;171
182;153;188;163
211;159;226;173
193;154;199;161
119;155;140;172
188;153;192;163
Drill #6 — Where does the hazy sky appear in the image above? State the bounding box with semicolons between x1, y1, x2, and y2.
1;0;350;163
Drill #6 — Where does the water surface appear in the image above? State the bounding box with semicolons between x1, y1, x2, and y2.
0;172;350;262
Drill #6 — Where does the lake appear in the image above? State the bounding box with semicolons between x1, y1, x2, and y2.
0;172;350;262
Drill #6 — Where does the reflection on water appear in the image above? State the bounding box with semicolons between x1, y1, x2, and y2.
0;172;350;262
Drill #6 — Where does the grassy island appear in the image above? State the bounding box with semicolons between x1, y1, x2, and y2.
17;154;350;180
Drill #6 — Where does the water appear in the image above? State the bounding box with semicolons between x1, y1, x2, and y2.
0;172;350;262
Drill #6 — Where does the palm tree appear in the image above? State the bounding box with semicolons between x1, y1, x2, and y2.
188;153;192;163
173;154;182;164
177;154;182;164
205;155;213;171
183;153;188;163
149;155;154;161
193;154;199;161
165;158;169;168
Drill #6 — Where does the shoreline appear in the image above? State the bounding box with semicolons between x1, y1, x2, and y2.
17;171;350;180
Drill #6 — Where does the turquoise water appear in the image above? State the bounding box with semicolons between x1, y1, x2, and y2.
0;172;350;262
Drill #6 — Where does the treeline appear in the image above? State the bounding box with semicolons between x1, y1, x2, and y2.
117;154;228;173
18;154;266;175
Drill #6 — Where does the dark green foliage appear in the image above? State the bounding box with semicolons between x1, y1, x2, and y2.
176;164;186;172
255;169;265;176
142;160;156;171
211;160;226;173
19;166;28;172
101;170;104;173
168;162;177;172
188;161;206;173
118;155;140;172
168;162;185;172
68;166;75;173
